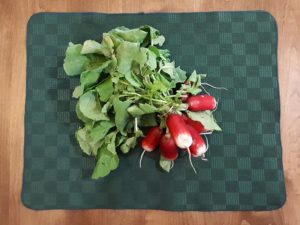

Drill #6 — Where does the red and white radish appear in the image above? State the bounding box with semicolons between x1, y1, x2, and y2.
166;114;198;173
140;126;163;168
187;95;217;111
166;114;193;149
160;133;178;161
186;125;207;157
181;114;206;133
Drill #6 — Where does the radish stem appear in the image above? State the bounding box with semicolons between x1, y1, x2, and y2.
187;147;197;174
134;117;139;133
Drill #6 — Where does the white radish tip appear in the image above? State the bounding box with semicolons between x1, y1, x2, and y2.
191;145;206;157
176;133;193;149
142;144;153;152
196;144;207;157
213;97;217;107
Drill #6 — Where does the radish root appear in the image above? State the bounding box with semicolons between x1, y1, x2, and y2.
170;160;174;169
201;135;209;161
139;150;146;168
201;154;208;161
201;83;228;91
203;134;209;152
201;84;211;95
187;147;197;174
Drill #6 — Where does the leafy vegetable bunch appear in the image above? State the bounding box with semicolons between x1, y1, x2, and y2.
63;26;222;179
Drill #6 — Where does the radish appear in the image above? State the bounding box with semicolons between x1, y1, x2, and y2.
186;125;207;157
166;114;192;149
166;114;197;173
182;114;205;133
140;126;163;168
160;133;178;161
187;95;217;111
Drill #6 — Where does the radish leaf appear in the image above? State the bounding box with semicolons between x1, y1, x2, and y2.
113;97;132;134
75;127;93;155
127;105;145;117
63;43;89;76
80;70;100;88
92;147;119;179
89;121;115;143
159;155;172;172
116;41;140;74
79;91;109;121
72;84;84;98
187;110;222;131
109;26;148;43
81;40;103;54
96;78;113;102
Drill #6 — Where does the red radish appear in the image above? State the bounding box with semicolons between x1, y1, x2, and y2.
140;126;163;168
182;114;205;133
166;114;193;149
141;126;163;151
160;133;178;160
186;125;207;157
187;95;217;111
166;114;197;173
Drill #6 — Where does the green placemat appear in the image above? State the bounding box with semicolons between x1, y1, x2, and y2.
22;11;286;211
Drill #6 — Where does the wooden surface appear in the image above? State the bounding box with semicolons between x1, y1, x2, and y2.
0;0;299;224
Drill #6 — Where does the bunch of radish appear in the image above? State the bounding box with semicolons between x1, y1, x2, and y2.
140;94;217;173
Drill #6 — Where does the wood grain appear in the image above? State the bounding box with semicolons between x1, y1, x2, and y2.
0;0;299;224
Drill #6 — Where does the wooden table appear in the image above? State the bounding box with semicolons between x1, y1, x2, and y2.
0;0;299;224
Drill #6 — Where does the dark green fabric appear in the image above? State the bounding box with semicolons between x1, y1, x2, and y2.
22;11;286;211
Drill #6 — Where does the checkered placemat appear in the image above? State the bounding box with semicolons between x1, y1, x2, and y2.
22;11;286;211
